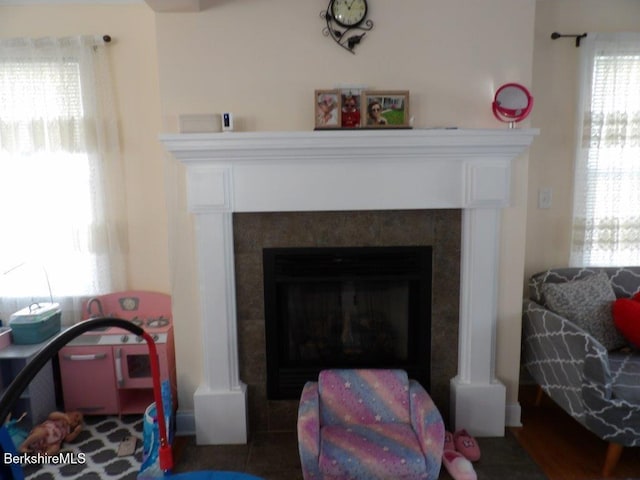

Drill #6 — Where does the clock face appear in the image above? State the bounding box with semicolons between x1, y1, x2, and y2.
331;0;367;28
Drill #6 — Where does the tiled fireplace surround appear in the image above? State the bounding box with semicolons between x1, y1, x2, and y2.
234;209;461;432
161;129;537;445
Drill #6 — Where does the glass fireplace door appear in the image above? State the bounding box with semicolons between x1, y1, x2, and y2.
263;246;432;399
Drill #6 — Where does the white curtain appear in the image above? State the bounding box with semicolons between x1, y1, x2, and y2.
0;36;128;325
571;32;640;267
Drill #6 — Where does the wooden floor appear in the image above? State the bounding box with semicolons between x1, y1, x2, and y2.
511;386;640;480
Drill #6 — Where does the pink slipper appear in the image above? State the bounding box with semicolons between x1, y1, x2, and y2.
442;450;477;480
444;431;455;451
453;429;481;462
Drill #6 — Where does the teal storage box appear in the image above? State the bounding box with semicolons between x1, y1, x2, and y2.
9;303;61;344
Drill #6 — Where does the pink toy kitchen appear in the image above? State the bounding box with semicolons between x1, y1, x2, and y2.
58;291;176;415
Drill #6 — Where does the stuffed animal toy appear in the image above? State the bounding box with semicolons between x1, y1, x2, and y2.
19;411;83;455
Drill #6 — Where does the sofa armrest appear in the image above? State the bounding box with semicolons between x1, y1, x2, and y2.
409;379;444;479
523;300;613;421
297;381;321;479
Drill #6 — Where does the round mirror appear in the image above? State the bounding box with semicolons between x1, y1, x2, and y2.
492;83;533;126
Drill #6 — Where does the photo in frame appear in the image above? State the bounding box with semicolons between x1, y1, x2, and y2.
314;90;341;129
340;88;363;128
362;90;410;128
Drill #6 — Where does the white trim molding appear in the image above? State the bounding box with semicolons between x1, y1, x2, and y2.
161;128;538;443
144;0;201;12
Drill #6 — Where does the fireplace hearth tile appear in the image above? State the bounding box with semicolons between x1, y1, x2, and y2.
267;399;299;431
237;319;266;384
234;252;264;321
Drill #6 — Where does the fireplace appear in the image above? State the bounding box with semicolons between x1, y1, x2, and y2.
234;209;457;432
160;128;538;444
263;246;432;399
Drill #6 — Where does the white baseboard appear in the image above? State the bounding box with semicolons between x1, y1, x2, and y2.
175;409;196;436
505;401;522;427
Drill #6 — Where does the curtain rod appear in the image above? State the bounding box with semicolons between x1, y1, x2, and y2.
551;31;587;47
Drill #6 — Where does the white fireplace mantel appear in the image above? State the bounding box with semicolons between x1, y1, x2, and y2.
161;128;538;444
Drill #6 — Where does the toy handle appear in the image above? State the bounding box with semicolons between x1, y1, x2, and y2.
115;348;124;387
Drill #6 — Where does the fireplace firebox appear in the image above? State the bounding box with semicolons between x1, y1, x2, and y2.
263;246;432;399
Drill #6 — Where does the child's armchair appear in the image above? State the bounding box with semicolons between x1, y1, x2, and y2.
297;369;444;480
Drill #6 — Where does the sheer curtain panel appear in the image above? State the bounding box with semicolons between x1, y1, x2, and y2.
0;36;127;324
571;33;640;267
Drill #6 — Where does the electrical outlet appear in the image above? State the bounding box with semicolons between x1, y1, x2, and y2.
538;187;552;209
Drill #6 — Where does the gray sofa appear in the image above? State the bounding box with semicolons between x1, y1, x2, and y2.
522;267;640;476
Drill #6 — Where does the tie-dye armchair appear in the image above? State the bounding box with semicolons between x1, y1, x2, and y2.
297;369;444;480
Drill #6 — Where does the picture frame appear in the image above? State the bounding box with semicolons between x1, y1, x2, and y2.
340;88;363;128
362;90;410;128
314;89;341;129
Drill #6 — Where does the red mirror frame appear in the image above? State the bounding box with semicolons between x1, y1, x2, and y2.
492;83;534;124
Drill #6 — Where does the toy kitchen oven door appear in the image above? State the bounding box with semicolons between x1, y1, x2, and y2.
58;291;177;415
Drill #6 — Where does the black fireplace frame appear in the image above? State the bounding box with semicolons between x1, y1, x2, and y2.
263;245;432;399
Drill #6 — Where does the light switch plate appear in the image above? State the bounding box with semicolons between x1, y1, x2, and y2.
538;187;552;209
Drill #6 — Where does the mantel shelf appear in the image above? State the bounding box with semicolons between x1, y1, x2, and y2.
160;128;539;163
161;128;538;213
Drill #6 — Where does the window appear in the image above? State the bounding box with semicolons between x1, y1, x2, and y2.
571;33;640;266
0;36;126;320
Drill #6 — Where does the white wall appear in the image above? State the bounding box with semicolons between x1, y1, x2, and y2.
156;0;534;131
527;0;640;278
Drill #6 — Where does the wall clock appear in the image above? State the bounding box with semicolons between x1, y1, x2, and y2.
321;0;374;54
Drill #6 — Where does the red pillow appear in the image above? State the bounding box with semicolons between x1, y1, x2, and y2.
612;293;640;347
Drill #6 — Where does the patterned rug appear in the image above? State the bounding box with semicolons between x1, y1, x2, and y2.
22;415;143;480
